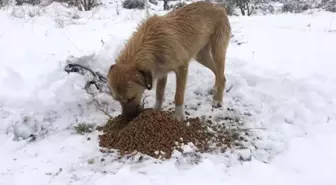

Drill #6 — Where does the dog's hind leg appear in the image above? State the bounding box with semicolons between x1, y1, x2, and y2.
210;23;230;108
195;42;216;76
154;75;167;110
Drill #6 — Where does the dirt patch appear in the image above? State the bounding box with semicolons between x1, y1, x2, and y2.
98;108;245;160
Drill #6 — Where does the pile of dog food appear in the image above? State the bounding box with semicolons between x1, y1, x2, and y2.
98;108;244;159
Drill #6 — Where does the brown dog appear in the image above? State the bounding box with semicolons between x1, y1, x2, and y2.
107;1;231;121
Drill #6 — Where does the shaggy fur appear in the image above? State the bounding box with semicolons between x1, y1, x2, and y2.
107;1;231;121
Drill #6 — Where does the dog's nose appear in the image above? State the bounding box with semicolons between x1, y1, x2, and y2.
121;102;141;120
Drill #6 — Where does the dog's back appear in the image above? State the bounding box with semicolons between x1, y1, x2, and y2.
116;1;231;75
164;1;231;64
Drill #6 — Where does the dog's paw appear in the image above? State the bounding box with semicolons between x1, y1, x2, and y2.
174;105;185;121
212;101;223;109
173;113;185;121
153;100;163;110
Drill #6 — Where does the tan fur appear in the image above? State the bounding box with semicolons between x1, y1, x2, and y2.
107;1;231;120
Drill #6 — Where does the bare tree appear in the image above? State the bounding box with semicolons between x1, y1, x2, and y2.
15;0;40;5
76;0;101;11
122;0;145;9
236;0;263;16
149;0;157;5
163;0;169;10
215;0;237;16
145;0;150;17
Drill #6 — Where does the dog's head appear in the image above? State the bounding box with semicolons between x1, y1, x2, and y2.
107;64;153;120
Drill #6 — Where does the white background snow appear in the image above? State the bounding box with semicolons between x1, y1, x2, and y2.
1;1;336;185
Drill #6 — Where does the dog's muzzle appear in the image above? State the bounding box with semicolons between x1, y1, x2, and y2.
121;102;142;120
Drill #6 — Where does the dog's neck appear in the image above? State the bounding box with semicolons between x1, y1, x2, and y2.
116;44;161;81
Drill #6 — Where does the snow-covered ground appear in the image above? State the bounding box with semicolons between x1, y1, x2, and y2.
1;2;336;185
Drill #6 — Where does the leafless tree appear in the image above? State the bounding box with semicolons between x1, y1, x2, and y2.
163;0;169;10
236;0;262;16
76;0;101;11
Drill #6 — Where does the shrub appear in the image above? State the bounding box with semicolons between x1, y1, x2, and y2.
258;4;275;14
281;1;311;13
14;0;100;11
321;0;336;12
74;123;94;135
217;0;237;16
122;0;145;9
170;1;187;10
149;0;157;5
225;3;237;15
326;5;336;12
15;0;40;5
76;0;101;11
216;0;266;16
59;0;101;11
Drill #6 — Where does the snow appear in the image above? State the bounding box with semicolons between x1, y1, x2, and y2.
1;2;336;185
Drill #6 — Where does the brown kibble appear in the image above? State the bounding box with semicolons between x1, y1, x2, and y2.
98;108;240;160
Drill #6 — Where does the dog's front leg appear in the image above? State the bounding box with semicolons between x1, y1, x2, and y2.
154;75;167;110
174;66;188;121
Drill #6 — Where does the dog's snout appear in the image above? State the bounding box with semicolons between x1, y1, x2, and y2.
121;102;142;120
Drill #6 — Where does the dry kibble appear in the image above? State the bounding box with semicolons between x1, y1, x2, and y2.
98;108;239;159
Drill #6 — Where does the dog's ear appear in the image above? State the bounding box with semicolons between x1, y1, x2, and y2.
107;64;116;80
109;64;115;72
137;70;153;90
